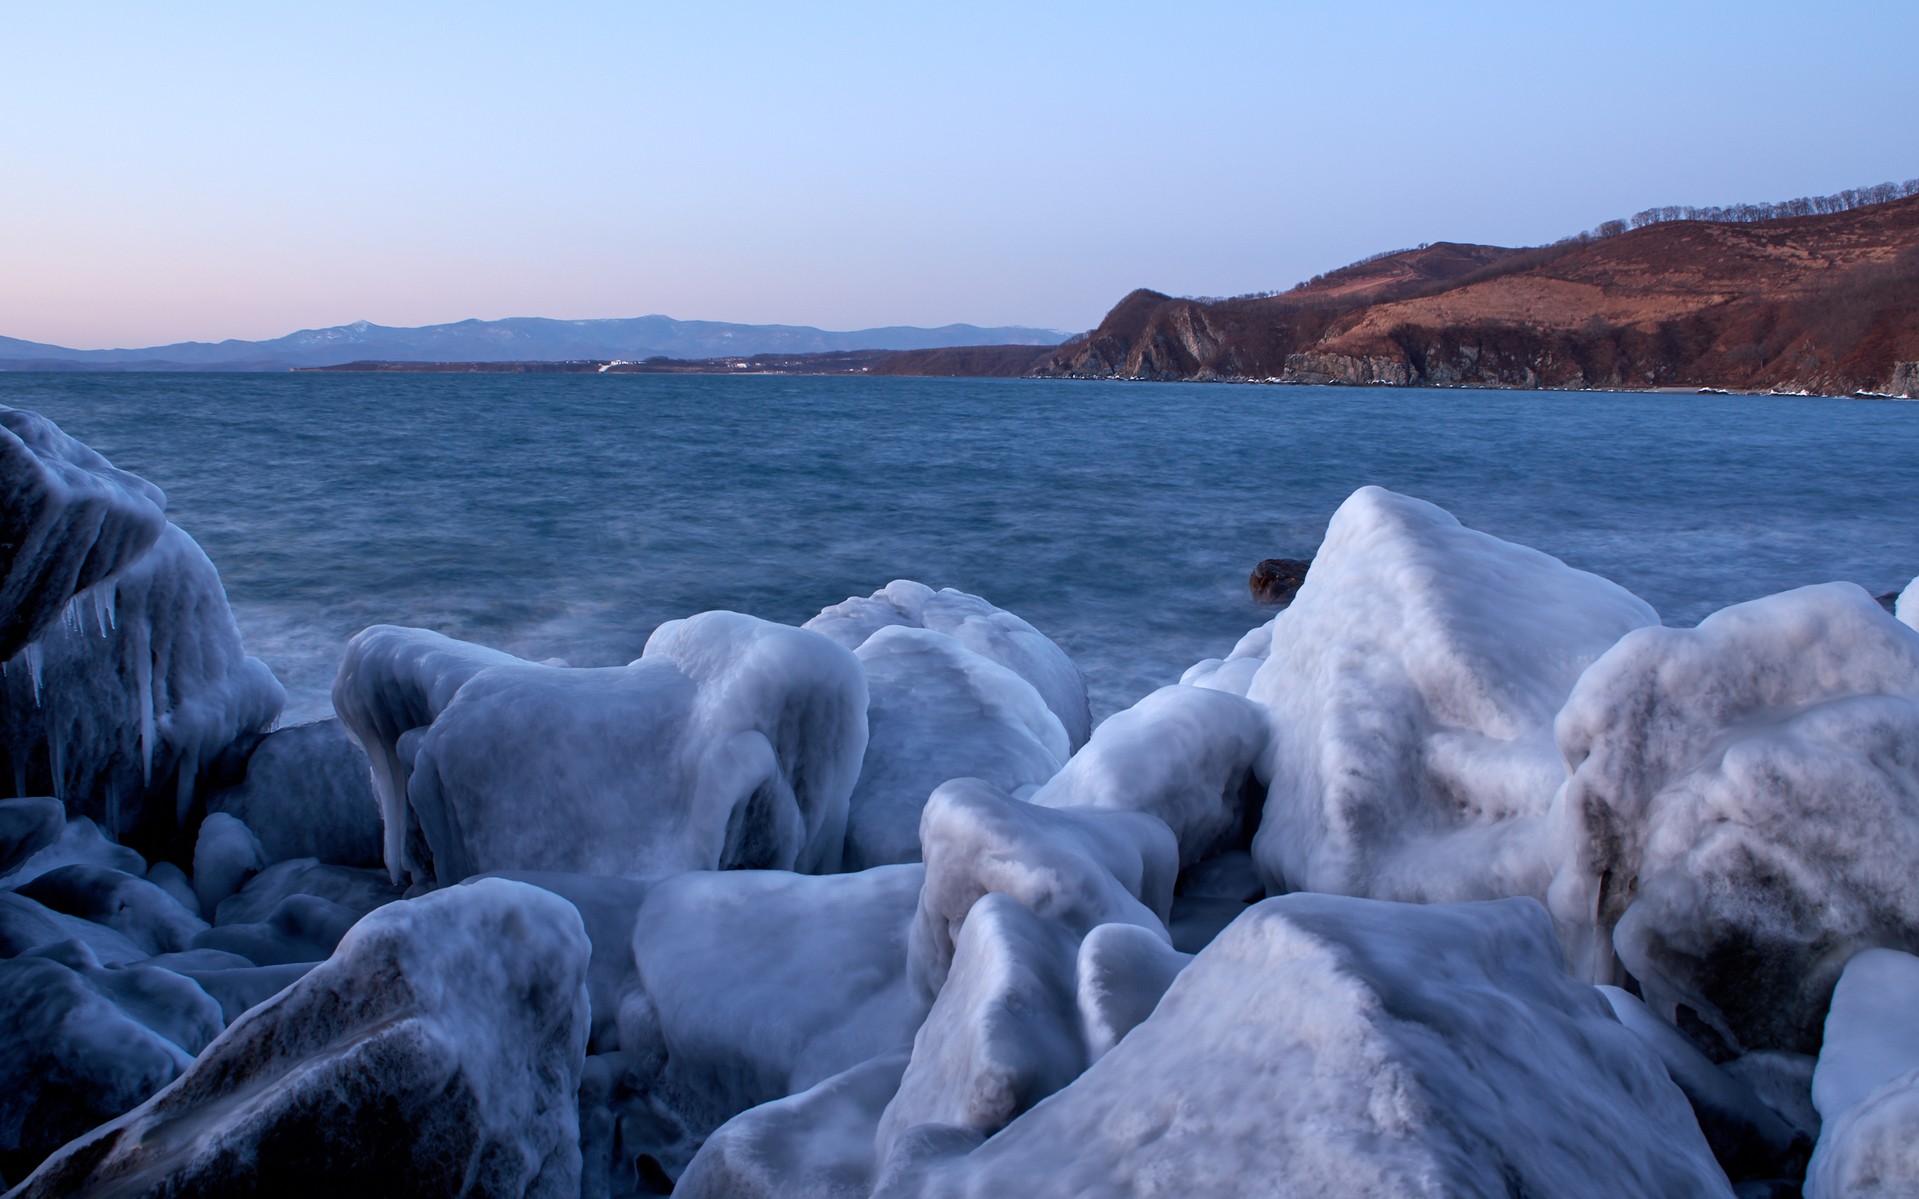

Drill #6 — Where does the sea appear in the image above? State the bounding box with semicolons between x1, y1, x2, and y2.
5;372;1916;726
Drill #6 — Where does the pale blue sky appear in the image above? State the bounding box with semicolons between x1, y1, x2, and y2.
3;0;1914;348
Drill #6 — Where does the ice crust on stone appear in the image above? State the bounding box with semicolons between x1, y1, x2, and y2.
842;625;1068;870
806;580;1091;751
191;811;264;918
1178;618;1275;698
1074;921;1191;1062
333;613;867;886
0;813;144;890
12;877;591;1199
0;949;209;1181
0;523;284;848
0;797;63;877
205;717;383;868
908;777;1176;999
610;865;928;1185
1804;948;1919;1198
886;895;1732;1199
0;889;147;964
1245;486;1658;903
484;870;650;1052
14;862;207;956
1897;574;1919;630
1547;582;1919;1053
1599;985;1806;1181
1030;684;1268;870
0;406;166;662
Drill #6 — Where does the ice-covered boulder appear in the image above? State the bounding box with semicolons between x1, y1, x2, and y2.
608;865;927;1186
1546;583;1919;1053
0;797;63;876
908;777;1177;999
14;862;207;955
483;870;650;1052
0;522;284;851
677;1051;911;1199
204;717;383;867
0;942;221;1181
11;877;591;1199
0;889;147;964
1897;574;1918;630
0;405;166;662
1178;617;1273;698
1074;921;1190;1062
1246;486;1658;903
191;810;265;918
1030;684;1268;870
333;612;867;886
0;813;144;890
885;894;1733;1199
1805;948;1919;1199
843;625;1067;870
807;580;1091;751
1599;985;1807;1182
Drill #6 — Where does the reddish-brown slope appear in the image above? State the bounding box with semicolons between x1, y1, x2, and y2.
1042;196;1919;394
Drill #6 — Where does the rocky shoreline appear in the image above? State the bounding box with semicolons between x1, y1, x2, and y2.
4;405;1919;1196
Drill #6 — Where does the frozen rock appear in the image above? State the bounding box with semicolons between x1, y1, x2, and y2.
1179;618;1274;698
0;797;62;876
1806;948;1919;1199
1247;486;1658;903
19;938;223;1056
909;777;1177;999
678;1052;911;1199
192;892;364;966
145;947;313;1024
204;718;383;867
843;625;1067;869
14;862;207;955
0;889;146;964
1898;574;1918;630
0;405;166;662
1075;921;1190;1061
0;813;143;889
143;860;199;917
807;580;1091;751
1031;684;1268;869
484;870;650;1052
612;865;927;1184
888;894;1732;1199
192;811;264;919
212;857;402;927
1599;985;1806;1181
12;877;591;1199
334;612;867;886
1;523;284;851
0;949;208;1182
1547;582;1919;1053
878;893;1087;1167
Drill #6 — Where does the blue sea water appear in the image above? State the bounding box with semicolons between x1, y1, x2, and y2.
5;372;1917;725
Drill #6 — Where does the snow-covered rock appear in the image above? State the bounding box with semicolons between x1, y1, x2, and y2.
609;865;927;1185
807;580;1091;751
0;405;166;662
842;625;1067;870
1547;583;1919;1053
11;877;591;1199
908;777;1177;999
0;523;284;849
333;613;867;886
1805;948;1919;1199
1246;486;1658;903
885;894;1733;1199
205;718;383;868
0;948;209;1183
1031;684;1267;870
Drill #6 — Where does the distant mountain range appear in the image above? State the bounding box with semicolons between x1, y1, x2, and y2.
0;315;1069;371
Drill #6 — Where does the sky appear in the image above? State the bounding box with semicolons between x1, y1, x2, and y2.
3;0;1916;349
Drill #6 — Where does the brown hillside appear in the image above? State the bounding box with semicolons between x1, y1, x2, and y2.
1041;195;1919;395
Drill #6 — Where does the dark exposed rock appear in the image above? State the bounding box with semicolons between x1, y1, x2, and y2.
1249;557;1311;606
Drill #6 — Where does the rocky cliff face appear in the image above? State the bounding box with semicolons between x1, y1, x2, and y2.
1039;199;1919;396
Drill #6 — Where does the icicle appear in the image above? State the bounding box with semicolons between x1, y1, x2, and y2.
133;623;155;785
23;641;43;706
